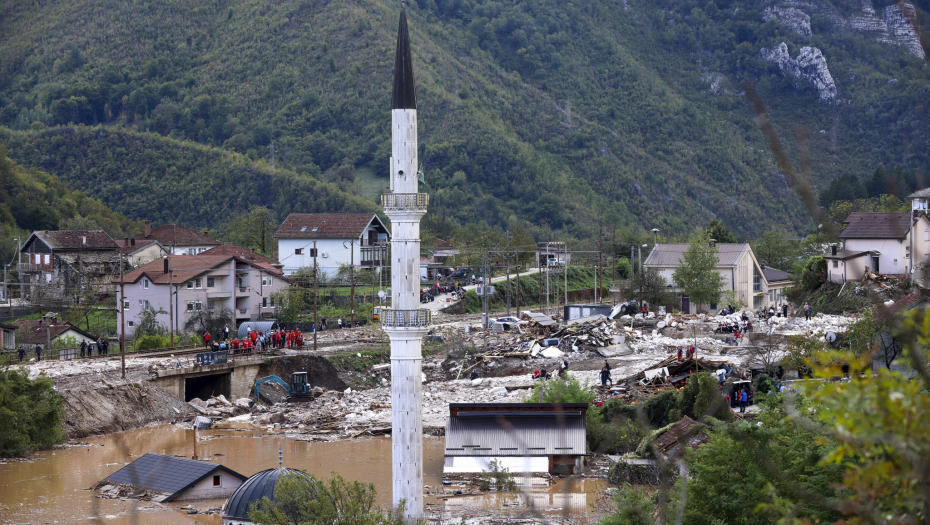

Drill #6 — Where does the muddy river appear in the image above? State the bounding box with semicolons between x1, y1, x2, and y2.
0;424;605;524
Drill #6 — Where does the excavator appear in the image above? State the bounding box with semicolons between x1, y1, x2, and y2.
253;372;314;403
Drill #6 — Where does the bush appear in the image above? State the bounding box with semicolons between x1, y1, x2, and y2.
134;334;171;350
0;370;65;457
752;373;776;395
599;483;656;525
477;460;517;491
643;390;681;428
679;372;732;422
525;375;595;404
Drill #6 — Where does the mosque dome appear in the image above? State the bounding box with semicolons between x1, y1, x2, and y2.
222;467;307;524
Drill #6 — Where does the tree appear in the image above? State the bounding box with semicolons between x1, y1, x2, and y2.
183;304;233;335
673;230;725;312
248;471;405;525
229;206;278;256
134;306;168;337
632;267;675;310
0;370;65;457
705;219;736;243
750;230;799;272
272;288;308;324
798;256;827;290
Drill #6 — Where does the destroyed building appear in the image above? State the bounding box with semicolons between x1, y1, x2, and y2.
99;452;247;502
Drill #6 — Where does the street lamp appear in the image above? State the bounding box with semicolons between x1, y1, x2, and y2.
651;228;659;245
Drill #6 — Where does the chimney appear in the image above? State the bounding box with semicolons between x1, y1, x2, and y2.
144;221;151;238
321;221;326;231
124;237;129;247
163;256;169;274
131;238;135;246
831;245;837;256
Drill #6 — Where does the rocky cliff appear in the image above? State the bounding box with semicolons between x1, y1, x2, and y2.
761;43;838;103
763;6;812;36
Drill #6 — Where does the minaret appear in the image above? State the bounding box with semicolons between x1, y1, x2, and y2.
381;5;429;519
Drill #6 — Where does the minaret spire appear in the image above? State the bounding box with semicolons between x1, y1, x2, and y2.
391;5;417;110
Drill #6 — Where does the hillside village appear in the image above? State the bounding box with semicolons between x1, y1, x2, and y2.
2;0;930;523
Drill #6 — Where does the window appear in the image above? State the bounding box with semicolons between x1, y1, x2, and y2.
270;296;275;307
186;301;202;311
894;259;899;266
187;281;194;289
123;299;130;309
213;475;221;487
925;229;929;241
295;248;303;255
43;254;50;265
262;297;268;308
195;278;202;289
309;248;318;257
207;277;215;288
128;321;134;327
142;278;149;289
262;275;272;287
139;300;151;310
833;261;838;268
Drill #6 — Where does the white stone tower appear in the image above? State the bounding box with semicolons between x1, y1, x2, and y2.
381;5;429;519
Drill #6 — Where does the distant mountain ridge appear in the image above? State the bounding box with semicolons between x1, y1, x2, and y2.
1;0;928;239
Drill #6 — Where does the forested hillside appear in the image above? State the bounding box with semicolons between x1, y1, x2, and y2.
0;145;137;262
1;0;929;239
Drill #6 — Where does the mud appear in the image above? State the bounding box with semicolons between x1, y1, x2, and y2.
59;379;195;439
258;354;348;391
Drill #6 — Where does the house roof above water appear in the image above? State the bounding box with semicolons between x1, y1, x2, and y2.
644;243;750;267
103;453;246;502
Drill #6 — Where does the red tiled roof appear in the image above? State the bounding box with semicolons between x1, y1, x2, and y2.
13;320;95;345
652;416;707;452
875;291;929;325
29;230;119;251
839;212;920;240
114;255;287;285
199;243;278;265
117;239;163;255
138;225;220;247
274;213;385;239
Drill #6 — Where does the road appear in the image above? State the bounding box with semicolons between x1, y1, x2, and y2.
421;267;543;312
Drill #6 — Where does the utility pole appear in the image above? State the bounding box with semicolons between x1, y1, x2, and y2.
505;230;512;317
167;255;174;348
515;248;520;316
598;226;603;305
120;253;125;379
313;241;318;353
4;264;9;318
350;239;355;327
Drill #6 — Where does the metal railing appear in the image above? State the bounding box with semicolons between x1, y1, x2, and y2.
381;193;429;212
382;309;431;328
17;263;46;272
238;308;248;314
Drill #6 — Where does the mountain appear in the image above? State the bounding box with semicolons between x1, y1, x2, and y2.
1;0;929;240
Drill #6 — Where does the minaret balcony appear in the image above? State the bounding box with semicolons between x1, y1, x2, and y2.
382;309;431;328
381;193;429;213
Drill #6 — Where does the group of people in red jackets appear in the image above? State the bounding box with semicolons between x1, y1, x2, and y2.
204;328;305;354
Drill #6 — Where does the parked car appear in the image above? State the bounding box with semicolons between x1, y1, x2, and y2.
495;316;524;325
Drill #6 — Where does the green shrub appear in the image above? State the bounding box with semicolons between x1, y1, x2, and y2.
643;390;681;428
134;334;170;350
752;373;776;395
477;460;516;491
0;370;65;457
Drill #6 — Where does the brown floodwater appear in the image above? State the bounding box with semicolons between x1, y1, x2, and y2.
0;423;605;524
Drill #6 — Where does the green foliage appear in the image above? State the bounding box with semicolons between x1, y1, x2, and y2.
787;281;868;316
798;256;828;291
642;390;681;428
705;218;736;243
227;206;278;256
134;334;172;351
679;372;732;422
526;375;595;404
615;257;632;279
750;230;799;272
248;471;406;525
598;484;655;525
477;460;517;491
751;373;776;395
673;229;725;311
0;370;65;457
631;267;675;310
819;166;923;211
271;288;308;324
134;307;168;338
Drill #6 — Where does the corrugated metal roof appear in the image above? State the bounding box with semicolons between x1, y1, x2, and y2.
644;243;749;267
237;321;276;338
521;312;557;326
223;468;309;520
104;453;245;501
445;414;586;456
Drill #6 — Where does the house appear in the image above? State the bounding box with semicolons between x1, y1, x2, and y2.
114;254;290;338
117;238;169;267
273;213;390;276
443;403;588;475
135;222;221;255
873;291;930;370
907;187;930;211
1;323;15;350
18;230;124;303
420;238;460;280
761;266;793;307
200;243;279;265
537;242;570;267
644;243;793;313
100;452;247;502
825;212;930;283
13;318;97;358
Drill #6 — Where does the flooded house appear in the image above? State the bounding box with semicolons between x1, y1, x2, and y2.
99;452;246;502
443;403;589;475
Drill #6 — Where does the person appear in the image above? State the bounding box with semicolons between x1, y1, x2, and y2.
782;303;789;318
35;343;42;361
560;358;568;378
734;329;741;344
102;338;109;355
641;303;648;318
739;388;748;413
247;325;252;335
539;368;549;380
600;363;611;387
80;340;87;358
18;345;25;362
470;369;479;380
677;347;683;361
204;331;211;348
804;302;812;321
338;318;344;329
321;317;327;331
223;324;229;341
687;346;694;359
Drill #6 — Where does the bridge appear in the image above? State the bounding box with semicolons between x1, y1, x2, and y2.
151;353;266;402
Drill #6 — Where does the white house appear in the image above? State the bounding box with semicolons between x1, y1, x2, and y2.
644;243;793;313
134;222;221;255
117;239;169;268
826;212;930;283
114;254;290;338
273;213;390;276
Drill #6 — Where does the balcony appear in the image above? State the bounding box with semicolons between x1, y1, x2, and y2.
382;309;431;328
360;246;388;267
238;308;249;315
207;291;232;299
381;193;429;213
17;263;47;272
